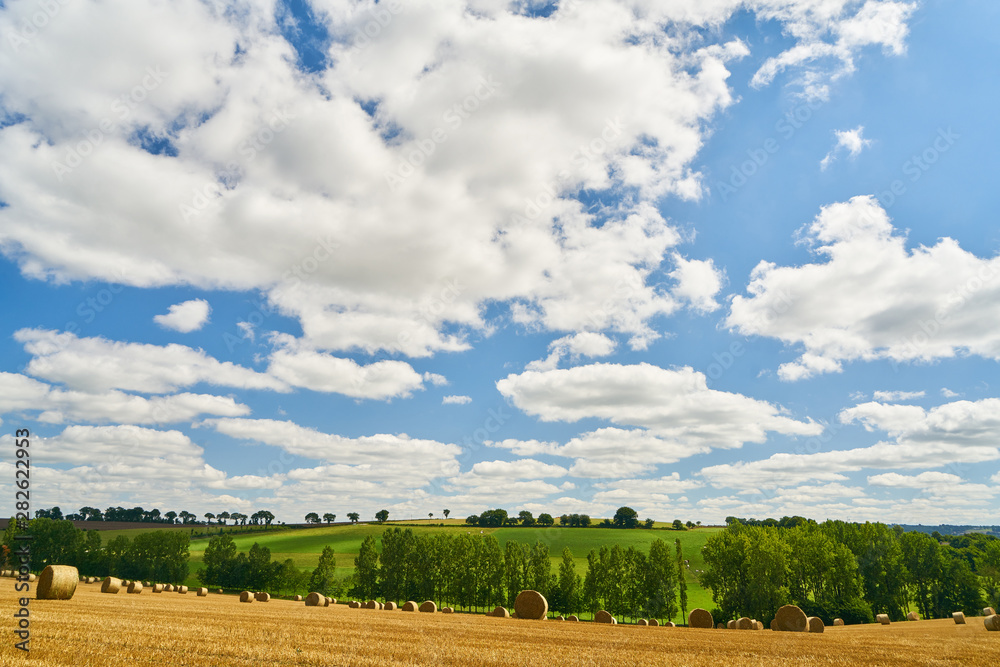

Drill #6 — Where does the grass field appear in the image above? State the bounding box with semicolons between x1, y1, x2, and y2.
4;582;997;666
176;522;719;614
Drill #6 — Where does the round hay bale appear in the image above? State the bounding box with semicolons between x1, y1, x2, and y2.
153;584;165;593
984;615;999;631
736;617;753;630
726;620;735;629
983;607;996;617
217;589;223;594
126;581;143;594
770;619;777;631
556;615;564;621
567;615;579;622
833;618;844;626
774;605;808;632
718;623;726;629
177;585;188;594
384;601;397;610
101;576;122;594
754;620;764;630
165;584;174;592
293;595;303;602
488;606;509;618
514;590;547;620
37;565;79;600
324;597;333;606
953;612;966;624
197;588;208;596
442;607;454;614
402;601;418;612
906;611;919;621
122;580;130;586
637;619;648;626
665;622;675;627
807;616;825;633
305;592;324;606
255;592;270;602
876;614;890;625
649;619;659;627
240;591;254;603
365;600;378;609
594;610;616;624
419;600;437;613
688;608;714;629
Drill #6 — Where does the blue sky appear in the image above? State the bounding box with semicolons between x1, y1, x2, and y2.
1;0;998;525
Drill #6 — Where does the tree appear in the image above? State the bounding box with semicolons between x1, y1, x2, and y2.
355;535;379;599
217;511;230;526
375;509;390;523
305;512;321;524
205;513;215;525
643;518;655;529
443;509;450;519
323;513;336;524
164;511;177;524
518;511;535;527
613;507;638;529
645;539;677;622
347;512;360;524
553;547;581;616
246;542;273;591
537;513;554;527
199;534;237;587
465;515;479;525
579;514;591;528
676;539;688;623
308;546;338;596
672;519;685;531
478;508;508;528
429;513;434;520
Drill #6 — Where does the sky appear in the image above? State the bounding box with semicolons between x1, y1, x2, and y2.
1;0;998;526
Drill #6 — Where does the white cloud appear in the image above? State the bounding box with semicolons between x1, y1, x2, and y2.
820;125;873;170
669;254;725;313
871;390;925;402
450;459;569;484
941;388;960;398
525;332;617;371
726;196;1000;380
442;395;472;405
0;1;917;358
867;471;963;488
15;328;286;394
153;299;211;333
992;471;1000;484
591;473;704;504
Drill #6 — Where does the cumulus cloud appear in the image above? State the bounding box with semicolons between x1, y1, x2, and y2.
871;390;925;402
525;332;617;372
442;395;472;405
153;299;211;332
726;196;1000;381
820;125;873;170
669;255;725;313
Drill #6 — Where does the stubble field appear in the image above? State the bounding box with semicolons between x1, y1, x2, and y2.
2;581;997;666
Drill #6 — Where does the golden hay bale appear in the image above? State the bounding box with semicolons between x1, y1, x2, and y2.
876;614;890;625
239;591;254;603
807;617;825;633
736;617;753;630
953;612;966;624
122;580;130;586
514;590;548;620
688;608;714;629
293;595;303;602
984;615;999;631
649;619;659;627
637;619;648;626
217;589;223;594
833;618;844;626
177;586;188;594
37;565;79;600
419;601;437;613
328;598;336;605
365;600;379;609
255;592;270;602
666;622;676;627
754;620;763;630
983;607;996;617
567;615;579;622
101;577;122;594
442;607;454;614
726;620;735;629
718;623;726;629
165;584;174;592
197;588;208;596
556;615;565;621
126;581;143;594
774;605;808;632
305;592;324;606
384;601;397;610
594;610;616;624
152;584;164;593
402;601;418;612
488;606;510;618
906;611;919;621
27;573;36;582
88;577;97;584
770;619;777;631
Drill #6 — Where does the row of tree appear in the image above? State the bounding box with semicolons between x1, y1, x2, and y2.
701;519;1000;625
198;535;321;595
2;518;189;582
464;508;697;531
34;506;275;526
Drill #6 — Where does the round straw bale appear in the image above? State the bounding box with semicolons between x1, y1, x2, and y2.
754;620;764;630
442;607;454;614
101;576;122;594
402;601;418;612
217;589;223;594
153;584;164;593
239;591;254;603
127;581;143;594
365;600;378;609
688;608;714;629
27;573;36;582
806;616;825;633
514;590;547;620
770;619;777;631
165;584;174;592
293;595;303;602
177;585;188;594
488;606;510;618
122;580;130;586
953;612;966;624
983;607;996;617
594;610;616;624
906;611;919;621
255;592;270;602
833;618;844;626
567;614;579;622
384;601;397;610
419;600;437;613
325;597;332;606
305;592;324;606
984;615;999;631
88;577;97;584
876;614;890;625
649;619;659;627
37;565;79;600
726;620;735;629
197;588;208;596
736;617;753;630
774;605;808;632
556;615;564;621
666;622;676;627
637;619;648;626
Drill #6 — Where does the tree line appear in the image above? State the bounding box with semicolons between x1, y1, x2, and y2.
701;518;1000;625
2;518;189;583
34;505;275;526
464;507;698;530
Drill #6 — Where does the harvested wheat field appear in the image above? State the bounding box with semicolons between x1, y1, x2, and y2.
2;585;997;666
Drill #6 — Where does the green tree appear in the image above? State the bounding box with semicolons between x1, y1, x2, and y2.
552;547;581;615
347;512;360;523
518;511;535;527
375;509;390;523
672;519;685;531
246;542;273;591
612;507;638;529
305;512;320;524
676;538;688;623
308;546;338;595
355;535;379;599
537;513;554;526
443;509;450;519
199;534;238;587
645;539;677;622
323;513;336;524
